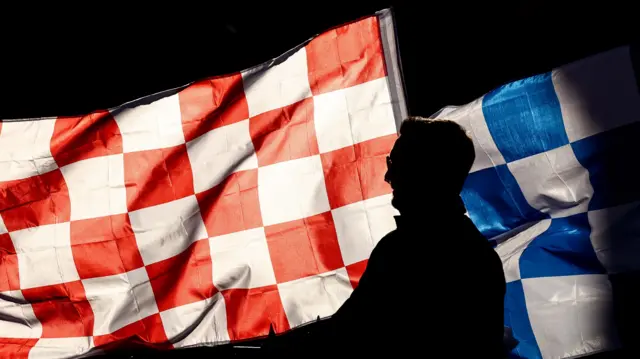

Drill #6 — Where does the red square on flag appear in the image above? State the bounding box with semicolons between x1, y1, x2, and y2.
93;313;171;350
22;281;94;338
223;285;290;339
321;134;395;209
249;98;319;167
70;214;144;279
51;111;123;167
124;144;195;211
265;212;344;283
0;233;20;291
306;16;386;95
179;74;249;142
0;338;38;359
346;259;369;289
0;169;70;232
146;239;216;312
197;169;262;237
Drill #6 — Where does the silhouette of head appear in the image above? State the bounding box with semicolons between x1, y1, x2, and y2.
384;117;475;213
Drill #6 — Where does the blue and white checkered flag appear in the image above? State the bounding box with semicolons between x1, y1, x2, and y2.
434;46;640;359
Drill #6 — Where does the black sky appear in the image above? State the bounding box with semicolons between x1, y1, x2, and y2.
0;1;635;120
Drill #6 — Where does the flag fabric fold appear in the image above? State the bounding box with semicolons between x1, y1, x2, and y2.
435;46;640;359
0;9;407;358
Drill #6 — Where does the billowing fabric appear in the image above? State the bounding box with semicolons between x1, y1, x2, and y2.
0;9;407;358
434;46;640;359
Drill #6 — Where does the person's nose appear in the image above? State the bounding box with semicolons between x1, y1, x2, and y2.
384;155;393;184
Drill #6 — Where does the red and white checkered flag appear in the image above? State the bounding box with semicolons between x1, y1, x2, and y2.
0;9;407;358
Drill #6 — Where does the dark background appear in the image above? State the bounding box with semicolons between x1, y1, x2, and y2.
1;1;636;358
0;1;635;119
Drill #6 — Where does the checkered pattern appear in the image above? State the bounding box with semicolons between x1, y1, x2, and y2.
0;10;405;358
435;46;640;359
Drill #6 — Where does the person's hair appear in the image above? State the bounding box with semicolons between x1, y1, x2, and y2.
396;116;475;192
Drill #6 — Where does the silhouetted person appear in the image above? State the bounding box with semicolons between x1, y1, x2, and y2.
325;117;507;356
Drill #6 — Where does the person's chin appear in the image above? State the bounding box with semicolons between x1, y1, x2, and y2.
391;195;402;211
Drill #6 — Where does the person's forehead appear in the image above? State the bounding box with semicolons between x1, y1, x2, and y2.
389;136;406;159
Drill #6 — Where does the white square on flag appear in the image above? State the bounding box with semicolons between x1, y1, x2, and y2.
242;48;312;117
12;223;80;289
61;154;127;221
114;94;185;153
258;155;331;226
187;119;258;193
129;195;208;265
209;227;277;290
